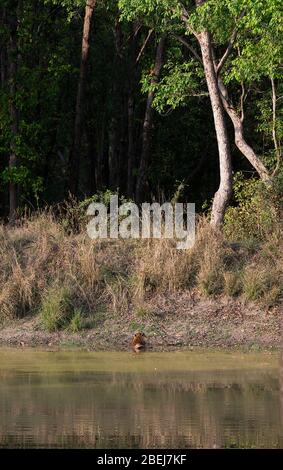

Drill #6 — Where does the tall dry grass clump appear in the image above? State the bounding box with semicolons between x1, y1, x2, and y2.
0;211;102;327
0;209;137;327
131;217;244;301
193;219;227;296
241;233;283;306
0;189;282;329
133;238;196;302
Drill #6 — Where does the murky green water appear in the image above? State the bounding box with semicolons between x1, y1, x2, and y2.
0;349;282;448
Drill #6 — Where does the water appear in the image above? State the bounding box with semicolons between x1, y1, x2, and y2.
0;349;282;448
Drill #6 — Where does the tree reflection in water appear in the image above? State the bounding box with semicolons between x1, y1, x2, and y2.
0;351;281;448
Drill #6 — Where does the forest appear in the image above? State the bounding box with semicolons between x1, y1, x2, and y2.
0;0;281;218
0;0;282;340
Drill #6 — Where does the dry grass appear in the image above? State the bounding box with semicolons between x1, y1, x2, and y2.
242;241;283;307
0;211;282;329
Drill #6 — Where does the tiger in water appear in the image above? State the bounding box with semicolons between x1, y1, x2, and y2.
131;332;146;352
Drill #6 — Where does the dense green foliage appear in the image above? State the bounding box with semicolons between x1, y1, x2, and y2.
0;0;282;221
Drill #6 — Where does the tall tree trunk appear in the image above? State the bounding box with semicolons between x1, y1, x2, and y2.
135;36;166;203
217;78;271;181
189;0;232;227
7;3;19;224
95;122;106;190
118;91;128;195
69;0;95;196
0;8;7;87
197;30;232;227
127;93;135;197
126;22;140;198
108;114;119;190
108;19;124;191
88;124;97;195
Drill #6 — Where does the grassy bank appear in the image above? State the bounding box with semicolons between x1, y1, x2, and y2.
0;181;282;350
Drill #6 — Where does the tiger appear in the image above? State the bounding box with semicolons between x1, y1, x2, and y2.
131;332;146;352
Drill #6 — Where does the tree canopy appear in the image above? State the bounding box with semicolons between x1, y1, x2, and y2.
0;0;282;224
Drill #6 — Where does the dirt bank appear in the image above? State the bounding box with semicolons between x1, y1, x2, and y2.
0;294;281;351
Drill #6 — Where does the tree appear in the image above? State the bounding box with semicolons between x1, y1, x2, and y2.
69;0;96;196
0;0;281;223
184;0;282;181
193;19;232;226
6;1;19;223
119;0;283;225
136;35;166;202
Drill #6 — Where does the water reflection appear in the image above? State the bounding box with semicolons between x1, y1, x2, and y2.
0;350;282;448
281;326;283;429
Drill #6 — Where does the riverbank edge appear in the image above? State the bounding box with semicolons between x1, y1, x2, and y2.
0;295;281;352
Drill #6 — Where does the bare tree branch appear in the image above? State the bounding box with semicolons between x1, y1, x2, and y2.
136;29;154;64
217;11;246;75
218;76;271;181
180;4;198;38
174;35;202;64
216;27;238;75
240;82;245;123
